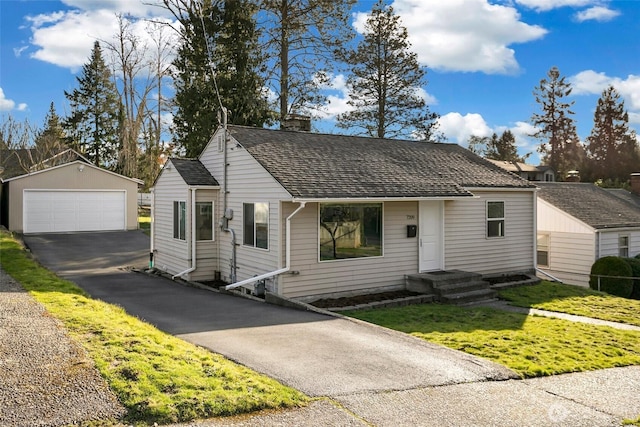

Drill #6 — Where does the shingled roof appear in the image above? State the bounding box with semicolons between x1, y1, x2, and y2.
170;158;219;186
226;126;535;199
537;182;640;229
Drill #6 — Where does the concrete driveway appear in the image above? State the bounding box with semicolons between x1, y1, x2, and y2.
23;231;515;398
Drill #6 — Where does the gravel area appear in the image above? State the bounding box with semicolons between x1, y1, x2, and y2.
0;267;125;427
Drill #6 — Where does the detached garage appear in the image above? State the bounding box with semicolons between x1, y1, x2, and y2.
2;160;142;234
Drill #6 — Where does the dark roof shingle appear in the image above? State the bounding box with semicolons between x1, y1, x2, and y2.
537;182;640;229
170;158;219;186
227;126;534;199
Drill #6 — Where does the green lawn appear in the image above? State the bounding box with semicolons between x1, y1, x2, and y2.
0;231;307;425
345;303;640;378
499;281;640;327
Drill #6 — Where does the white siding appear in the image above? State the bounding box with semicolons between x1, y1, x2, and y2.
537;198;592;233
191;190;218;281
598;230;640;259
444;191;536;274
152;166;190;277
199;129;291;284
537;231;595;287
279;201;419;298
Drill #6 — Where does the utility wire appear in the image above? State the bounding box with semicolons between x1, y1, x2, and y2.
197;0;225;115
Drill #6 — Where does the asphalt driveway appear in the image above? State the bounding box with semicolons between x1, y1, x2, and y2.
23;230;516;398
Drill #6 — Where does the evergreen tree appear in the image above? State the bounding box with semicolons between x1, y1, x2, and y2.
64;41;121;168
259;0;356;125
586;85;640;181
167;0;270;157
485;130;524;162
36;102;66;151
336;0;436;139
531;66;579;177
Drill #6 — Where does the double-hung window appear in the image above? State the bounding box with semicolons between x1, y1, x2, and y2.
243;203;269;249
537;233;550;267
619;235;629;258
173;201;186;240
319;203;383;261
196;202;213;241
487;201;505;238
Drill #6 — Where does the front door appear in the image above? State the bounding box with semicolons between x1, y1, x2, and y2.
419;201;443;271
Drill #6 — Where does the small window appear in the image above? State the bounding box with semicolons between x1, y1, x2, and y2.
537;234;549;267
173;201;186;240
319;203;383;261
619;235;629;258
196;202;213;241
243;202;269;249
487;201;505;238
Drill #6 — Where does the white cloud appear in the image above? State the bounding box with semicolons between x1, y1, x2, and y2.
61;0;171;19
13;46;28;57
515;0;596;12
570;70;640;110
315;74;353;119
352;0;547;74
574;6;620;22
436;112;492;144
0;88;27;112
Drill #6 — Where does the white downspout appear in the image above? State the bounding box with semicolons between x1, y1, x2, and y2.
225;201;306;291
173;187;197;279
149;188;155;268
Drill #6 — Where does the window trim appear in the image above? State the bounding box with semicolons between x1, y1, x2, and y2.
486;200;505;239
243;202;269;250
537;233;550;267
619;234;630;258
318;202;384;263
195;201;214;241
173;200;186;241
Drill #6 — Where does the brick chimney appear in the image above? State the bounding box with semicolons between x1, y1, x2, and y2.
282;114;311;132
631;173;640;195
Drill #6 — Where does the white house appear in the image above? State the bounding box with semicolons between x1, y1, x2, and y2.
536;180;640;287
151;125;538;300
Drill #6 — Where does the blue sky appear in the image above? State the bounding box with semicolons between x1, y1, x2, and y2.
2;0;640;165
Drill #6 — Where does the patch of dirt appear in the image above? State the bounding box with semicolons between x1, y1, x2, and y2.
310;290;421;309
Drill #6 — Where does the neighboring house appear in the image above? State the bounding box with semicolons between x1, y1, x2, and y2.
488;159;555;182
606;173;640;209
536;181;640;287
1;149;143;233
151;125;538;300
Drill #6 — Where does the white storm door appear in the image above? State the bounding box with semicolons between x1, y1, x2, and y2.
419;200;443;271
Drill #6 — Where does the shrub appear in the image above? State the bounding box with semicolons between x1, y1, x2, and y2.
589;256;633;298
624;257;640;300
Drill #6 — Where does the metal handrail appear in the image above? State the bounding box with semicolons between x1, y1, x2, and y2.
589;274;637;292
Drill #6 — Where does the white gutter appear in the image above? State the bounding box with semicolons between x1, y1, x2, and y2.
173;188;198;279
225;201;306;291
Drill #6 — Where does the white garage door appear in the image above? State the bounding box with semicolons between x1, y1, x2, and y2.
24;190;126;233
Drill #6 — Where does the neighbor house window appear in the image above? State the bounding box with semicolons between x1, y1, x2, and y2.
537;233;549;267
320;203;383;261
196;202;213;241
243;203;269;249
487;201;505;238
619;235;629;258
173;201;186;240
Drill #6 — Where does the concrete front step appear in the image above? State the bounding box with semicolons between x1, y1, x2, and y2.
328;294;436;312
436;280;493;295
440;288;498;305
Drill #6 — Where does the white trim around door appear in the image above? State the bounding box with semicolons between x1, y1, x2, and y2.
419;200;444;272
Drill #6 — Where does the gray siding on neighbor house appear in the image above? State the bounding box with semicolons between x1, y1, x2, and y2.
598;229;640;259
279;201;419;299
6;162;139;232
152;166;190;277
199;129;291;284
444;190;536;274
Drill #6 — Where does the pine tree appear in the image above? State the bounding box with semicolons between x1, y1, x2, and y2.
36;102;66;151
167;0;270;157
64;41;121;168
486;130;524;162
336;0;436;139
531;66;579;177
586;85;639;181
259;0;356;125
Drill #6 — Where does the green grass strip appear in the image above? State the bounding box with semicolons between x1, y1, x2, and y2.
0;232;307;425
499;281;640;327
345;303;640;378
